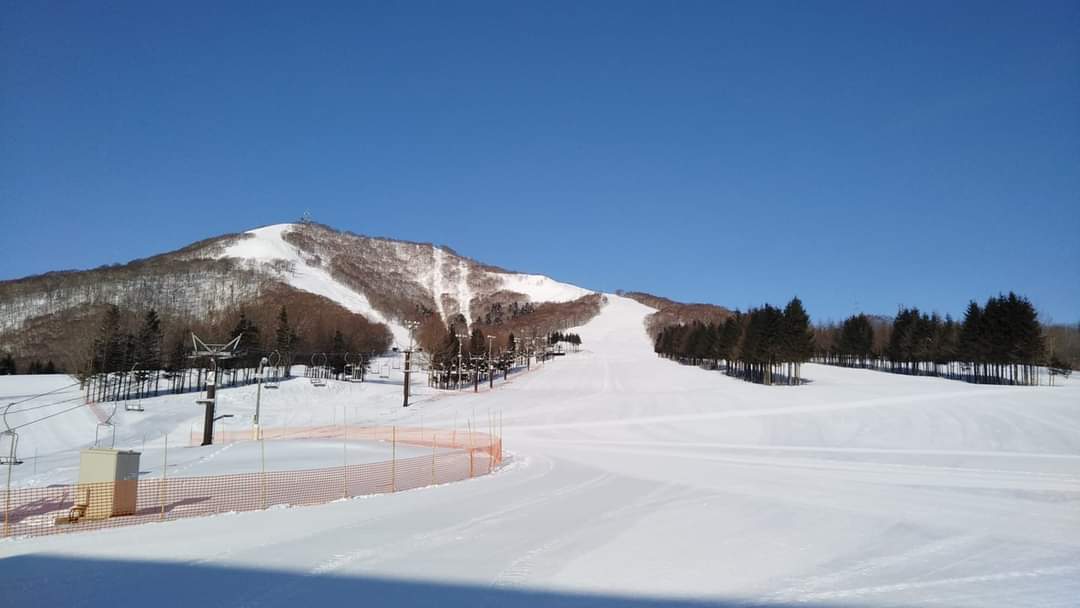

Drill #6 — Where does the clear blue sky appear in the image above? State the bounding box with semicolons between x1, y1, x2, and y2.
3;1;1078;323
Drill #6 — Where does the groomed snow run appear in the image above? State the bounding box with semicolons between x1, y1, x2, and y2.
222;224;412;347
2;295;1079;608
496;271;593;303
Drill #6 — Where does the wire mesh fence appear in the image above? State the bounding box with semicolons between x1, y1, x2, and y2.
2;425;502;539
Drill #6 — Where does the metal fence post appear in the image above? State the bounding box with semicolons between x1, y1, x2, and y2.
260;433;267;509
342;408;348;500
160;435;167;520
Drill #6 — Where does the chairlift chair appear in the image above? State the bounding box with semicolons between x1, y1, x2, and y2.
265;351;282;389
0;404;22;466
94;402;119;448
0;433;22;466
310;353;328;387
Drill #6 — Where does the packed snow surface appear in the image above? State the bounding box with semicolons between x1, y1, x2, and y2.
497;271;593;303
2;295;1079;608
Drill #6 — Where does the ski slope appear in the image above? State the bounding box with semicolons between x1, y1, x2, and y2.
221;224;594;349
2;295;1079;607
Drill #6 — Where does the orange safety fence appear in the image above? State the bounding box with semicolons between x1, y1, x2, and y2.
1;425;502;539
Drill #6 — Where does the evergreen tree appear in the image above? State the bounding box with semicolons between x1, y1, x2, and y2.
135;309;164;370
331;329;347;374
231;311;260;350
0;353;14;375
782;297;814;381
95;305;125;373
470;327;486;356
274;306;298;375
838;314;874;365
959;301;985;381
167;336;189;372
275;306;293;353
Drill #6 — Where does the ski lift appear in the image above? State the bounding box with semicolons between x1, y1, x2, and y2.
1;404;24;466
125;362;145;412
343;352;356;382
345;352;366;382
94;401;118;449
310;353;328;387
265;351;281;389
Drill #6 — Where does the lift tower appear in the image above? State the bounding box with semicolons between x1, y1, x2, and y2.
190;333;242;446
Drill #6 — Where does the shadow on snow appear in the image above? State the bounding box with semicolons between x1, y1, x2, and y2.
0;554;853;608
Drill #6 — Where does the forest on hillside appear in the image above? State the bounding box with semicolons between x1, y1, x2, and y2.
415;294;603;369
0;285;392;379
652;292;1075;387
815;293;1072;384
653;297;814;385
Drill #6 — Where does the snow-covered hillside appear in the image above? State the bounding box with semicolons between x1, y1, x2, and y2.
223;224;411;344
2;294;1078;607
0;222;597;353
222;223;593;344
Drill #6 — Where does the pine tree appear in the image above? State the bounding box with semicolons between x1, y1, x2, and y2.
135;309;164;370
275;306;293;353
232;311;260;349
274;306;297;375
332;329;347;374
0;353;14;375
838;314;874;366
95;305;125;373
782;297;814;383
470;327;486;356
959;301;985;382
167;336;189;372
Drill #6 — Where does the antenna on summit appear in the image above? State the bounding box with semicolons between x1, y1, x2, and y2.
300;210;313;225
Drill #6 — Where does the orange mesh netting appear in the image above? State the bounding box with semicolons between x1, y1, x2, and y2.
1;425;502;539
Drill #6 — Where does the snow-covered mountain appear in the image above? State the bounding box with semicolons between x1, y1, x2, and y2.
221;223;593;344
0;222;597;349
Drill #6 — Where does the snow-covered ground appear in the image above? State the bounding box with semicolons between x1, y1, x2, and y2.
2;295;1079;607
0;354;468;488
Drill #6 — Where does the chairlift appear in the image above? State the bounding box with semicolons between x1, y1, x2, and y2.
94;402;119;448
310;353;328;387
124;363;145;412
265;351;282;389
343;352;364;382
121;360;145;414
1;404;24;466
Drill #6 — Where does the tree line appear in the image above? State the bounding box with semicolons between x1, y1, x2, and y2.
548;331;582;350
814;292;1067;385
653;297;814;385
